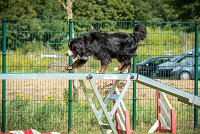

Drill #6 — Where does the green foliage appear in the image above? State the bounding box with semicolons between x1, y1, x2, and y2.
72;0;178;22
31;0;67;20
7;97;67;131
0;0;66;20
5;95;200;133
4;19;68;51
33;100;65;131
73;0;135;20
166;0;200;21
0;1;68;51
133;0;177;21
7;96;33;129
0;0;200;22
16;40;45;54
63;88;69;105
0;0;36;19
6;96;99;132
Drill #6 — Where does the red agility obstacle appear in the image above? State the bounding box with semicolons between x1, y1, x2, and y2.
148;91;176;133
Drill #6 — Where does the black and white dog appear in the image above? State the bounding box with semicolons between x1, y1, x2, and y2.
66;25;147;73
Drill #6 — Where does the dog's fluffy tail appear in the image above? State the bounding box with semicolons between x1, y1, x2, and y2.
133;25;147;42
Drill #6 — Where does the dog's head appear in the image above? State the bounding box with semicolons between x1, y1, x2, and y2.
66;37;88;60
66;38;78;59
134;25;147;41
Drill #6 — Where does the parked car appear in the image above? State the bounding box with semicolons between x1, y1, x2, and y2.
136;56;172;77
157;48;200;77
171;57;200;80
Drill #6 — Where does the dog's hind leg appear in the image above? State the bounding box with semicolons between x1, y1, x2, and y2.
65;59;87;71
114;63;124;72
118;62;131;73
98;57;112;73
124;64;131;73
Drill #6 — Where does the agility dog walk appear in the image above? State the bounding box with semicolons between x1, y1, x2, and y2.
1;73;199;134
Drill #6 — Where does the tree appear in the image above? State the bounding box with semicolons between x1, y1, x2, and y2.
166;0;200;21
58;0;75;20
0;0;36;19
72;0;177;21
133;0;177;21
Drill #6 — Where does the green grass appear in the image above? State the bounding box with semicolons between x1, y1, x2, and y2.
3;95;199;134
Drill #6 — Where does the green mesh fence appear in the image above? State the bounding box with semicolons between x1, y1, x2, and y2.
1;19;200;134
1;19;69;133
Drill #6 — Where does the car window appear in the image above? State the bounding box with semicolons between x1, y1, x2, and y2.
177;55;191;63
180;57;194;66
174;48;200;65
180;57;200;66
170;55;182;62
162;58;171;63
170;49;199;62
154;60;162;65
154;58;168;65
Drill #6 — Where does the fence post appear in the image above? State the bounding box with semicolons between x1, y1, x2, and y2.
133;54;137;131
68;19;73;133
1;18;7;133
194;21;199;129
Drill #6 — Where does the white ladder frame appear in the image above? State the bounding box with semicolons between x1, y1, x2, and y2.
79;76;133;134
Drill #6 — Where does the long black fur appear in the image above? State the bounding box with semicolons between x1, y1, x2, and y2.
66;25;147;73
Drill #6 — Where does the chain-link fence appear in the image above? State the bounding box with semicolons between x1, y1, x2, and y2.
1;19;200;133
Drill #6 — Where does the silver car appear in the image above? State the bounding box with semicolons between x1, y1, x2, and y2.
171;57;200;80
157;48;200;78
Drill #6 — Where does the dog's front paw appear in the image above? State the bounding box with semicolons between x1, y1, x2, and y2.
97;70;106;74
96;71;100;74
114;66;120;71
65;66;73;71
120;69;129;73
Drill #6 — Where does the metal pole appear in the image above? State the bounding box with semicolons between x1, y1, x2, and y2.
68;19;73;133
1;18;7;132
194;21;199;129
133;54;137;130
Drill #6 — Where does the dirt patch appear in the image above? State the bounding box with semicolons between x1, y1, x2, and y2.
0;78;199;101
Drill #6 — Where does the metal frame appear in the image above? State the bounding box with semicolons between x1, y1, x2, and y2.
136;74;200;108
0;73;136;80
0;73;199;108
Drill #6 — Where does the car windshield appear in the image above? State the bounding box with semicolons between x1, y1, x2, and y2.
138;58;152;64
170;49;196;62
170;52;190;62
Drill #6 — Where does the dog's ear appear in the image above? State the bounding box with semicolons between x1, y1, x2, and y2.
82;34;91;44
71;39;87;55
68;39;76;50
68;40;71;47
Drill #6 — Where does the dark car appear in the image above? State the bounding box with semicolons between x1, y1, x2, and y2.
157;48;200;78
136;56;172;77
171;57;200;80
